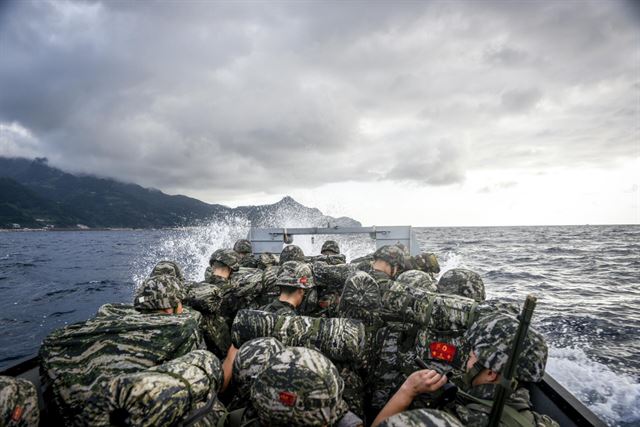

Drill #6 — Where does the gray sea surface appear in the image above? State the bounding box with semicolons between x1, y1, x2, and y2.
0;223;638;426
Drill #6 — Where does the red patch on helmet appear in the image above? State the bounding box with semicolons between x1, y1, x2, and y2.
279;391;297;406
430;342;456;363
11;406;23;422
299;276;308;285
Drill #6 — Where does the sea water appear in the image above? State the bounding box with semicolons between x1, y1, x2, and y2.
0;222;638;426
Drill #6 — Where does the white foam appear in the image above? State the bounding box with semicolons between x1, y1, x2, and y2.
435;250;467;280
546;346;640;426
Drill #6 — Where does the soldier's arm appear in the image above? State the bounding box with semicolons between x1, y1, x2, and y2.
371;369;447;427
221;344;238;392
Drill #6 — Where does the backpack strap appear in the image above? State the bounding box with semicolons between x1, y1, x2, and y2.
457;390;533;427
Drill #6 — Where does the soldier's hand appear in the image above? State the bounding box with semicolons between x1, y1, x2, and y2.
400;369;447;397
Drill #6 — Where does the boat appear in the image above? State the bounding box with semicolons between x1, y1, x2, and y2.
1;226;606;426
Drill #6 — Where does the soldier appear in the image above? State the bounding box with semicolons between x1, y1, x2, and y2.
250;347;363;426
437;268;486;302
150;260;184;281
0;376;39;427
280;244;305;264
39;275;204;426
321;240;341;255
370;245;406;291
372;312;557;427
396;270;437;293
260;261;315;315
235;238;259;268
208;249;240;285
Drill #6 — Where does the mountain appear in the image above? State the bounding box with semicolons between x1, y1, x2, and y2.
0;157;360;229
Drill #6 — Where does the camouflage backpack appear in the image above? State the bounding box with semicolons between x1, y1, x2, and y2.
0;376;39;427
39;304;204;426
251;347;349;426
396;270;437;293
106;350;224;427
231;309;366;365
437;269;486;303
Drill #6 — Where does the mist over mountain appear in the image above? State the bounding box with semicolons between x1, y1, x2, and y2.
0;157;360;229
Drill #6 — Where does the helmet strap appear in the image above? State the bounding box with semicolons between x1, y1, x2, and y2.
462;360;485;389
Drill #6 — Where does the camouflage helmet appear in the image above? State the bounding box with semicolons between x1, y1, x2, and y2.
464;312;548;382
209;248;240;272
437;269;486;302
373;245;406;269
280;245;305;264
394;243;410;256
233;338;286;398
150;260;184;281
233;239;253;255
276;261;315;289
258;252;279;269
321;240;340;255
251;347;348;426
134;275;184;311
413;252;440;274
396;270;437;292
379;409;464;427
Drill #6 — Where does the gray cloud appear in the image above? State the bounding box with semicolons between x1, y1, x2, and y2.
0;0;637;199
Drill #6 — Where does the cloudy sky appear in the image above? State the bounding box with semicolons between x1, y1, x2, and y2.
0;0;638;226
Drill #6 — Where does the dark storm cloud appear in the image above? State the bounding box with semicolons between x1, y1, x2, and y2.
0;0;637;198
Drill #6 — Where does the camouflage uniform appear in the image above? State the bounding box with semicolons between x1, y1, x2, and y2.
373;245;406;280
0;376;39;427
106;349;224;427
312;262;357;317
280;245;305;264
257;252;279;269
260;298;298;315
437;269;486;303
250;347;355;426
379;409;463;427
404;253;441;277
449;312;557;427
306;253;347;265
184;281;230;359
39;277;204;426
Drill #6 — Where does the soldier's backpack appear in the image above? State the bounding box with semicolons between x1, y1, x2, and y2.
106;350;224;427
39;304;204;426
0;376;40;427
231;309;366;365
220;268;273;320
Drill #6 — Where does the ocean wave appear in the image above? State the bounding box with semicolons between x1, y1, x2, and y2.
547;346;640;426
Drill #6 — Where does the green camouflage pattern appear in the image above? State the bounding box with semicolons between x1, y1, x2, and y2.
407;253;441;275
233;338;286;400
251;347;349;427
260;298;298;315
231;309;366;364
321;240;341;255
337;271;384;327
149;260;184;281
276;261;315;289
396;270;437;292
464;312;548;382
280;245;305;263
257;252;279;269
373;245;406;269
209;248;240;272
218;267;269;322
0;376;39;427
379;409;463;427
106;350;223;427
306;254;347;265
134;275;184;311
453;384;559;427
239;255;259;268
369;322;419;412
334;364;365;419
184;282;223;314
39;303;204;426
437;269;486;302
234;238;253;255
415;327;469;372
254;265;281;306
312;262;356;292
